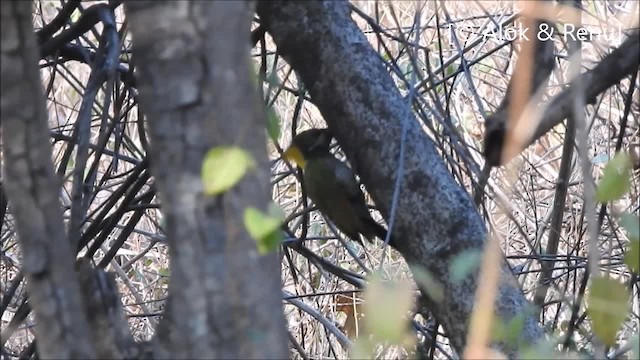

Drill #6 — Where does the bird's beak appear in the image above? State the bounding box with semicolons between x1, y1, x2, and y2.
283;145;306;168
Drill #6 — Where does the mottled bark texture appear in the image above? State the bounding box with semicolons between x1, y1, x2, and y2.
257;0;543;355
0;2;95;358
125;1;288;358
75;259;138;358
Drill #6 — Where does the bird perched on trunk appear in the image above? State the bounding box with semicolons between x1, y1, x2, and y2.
283;128;392;246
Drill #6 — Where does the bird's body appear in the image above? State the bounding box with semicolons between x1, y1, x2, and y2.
284;129;389;245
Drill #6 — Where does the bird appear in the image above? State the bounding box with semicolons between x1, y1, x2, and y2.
283;128;392;246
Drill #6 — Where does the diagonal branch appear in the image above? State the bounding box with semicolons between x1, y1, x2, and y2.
484;28;640;166
257;0;543;355
532;28;639;147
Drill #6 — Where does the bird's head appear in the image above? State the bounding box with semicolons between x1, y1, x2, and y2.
283;128;333;168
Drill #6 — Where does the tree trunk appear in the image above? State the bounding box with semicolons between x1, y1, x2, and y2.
126;1;288;358
0;2;95;358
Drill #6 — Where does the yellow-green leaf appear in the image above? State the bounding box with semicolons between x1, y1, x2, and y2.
492;312;528;346
449;249;482;284
621;212;640;273
445;63;457;77
587;276;630;346
519;337;563;359
265;71;280;87
362;273;414;344
257;231;282;255
266;201;285;219
350;337;375;359
266;108;281;140
410;265;444;303
620;213;640;242
159;267;171;277
202;146;255;195
625;334;639;360
624;239;639;273
243;205;283;255
596;152;632;202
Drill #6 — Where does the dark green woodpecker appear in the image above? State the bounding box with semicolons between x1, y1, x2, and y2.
283;128;389;245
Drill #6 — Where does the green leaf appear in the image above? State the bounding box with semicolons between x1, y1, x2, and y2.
621;212;640;273
596;152;632;202
265;70;280;87
159;267;171;277
625;334;639;360
587;276;630;346
202;146;255;195
350;337;375;359
492;312;527;346
620;213;640;242
362;273;415;344
265;108;281;140
257;231;282;255
449;249;482;284
244;205;283;255
410;265;444;303
66;153;76;174
400;61;413;77
309;222;323;237
445;63;457;77
249;62;260;87
266;202;285;218
519;337;563;359
624;239;639;273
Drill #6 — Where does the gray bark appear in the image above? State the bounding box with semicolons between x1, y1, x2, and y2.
76;258;138;358
257;0;543;355
0;2;95;358
125;1;288;358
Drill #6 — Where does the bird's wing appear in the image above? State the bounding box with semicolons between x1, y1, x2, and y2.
331;158;365;201
332;158;381;226
331;158;390;242
315;157;390;244
303;156;364;240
